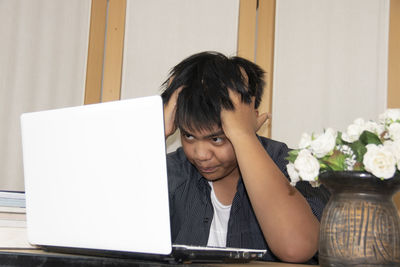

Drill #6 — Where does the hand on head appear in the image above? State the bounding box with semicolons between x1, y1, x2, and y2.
162;52;267;140
164;86;183;138
220;89;269;141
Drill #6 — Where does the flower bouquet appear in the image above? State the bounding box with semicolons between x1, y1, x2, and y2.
289;109;400;266
287;109;400;186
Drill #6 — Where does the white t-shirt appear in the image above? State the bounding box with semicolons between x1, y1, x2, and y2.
207;182;232;247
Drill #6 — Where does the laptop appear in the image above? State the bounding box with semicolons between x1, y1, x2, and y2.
20;95;266;263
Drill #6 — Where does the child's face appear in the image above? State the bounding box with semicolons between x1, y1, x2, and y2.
180;125;239;182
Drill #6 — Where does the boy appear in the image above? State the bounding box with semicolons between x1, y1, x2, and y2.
161;51;329;263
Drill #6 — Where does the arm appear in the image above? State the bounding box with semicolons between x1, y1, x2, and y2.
220;91;319;263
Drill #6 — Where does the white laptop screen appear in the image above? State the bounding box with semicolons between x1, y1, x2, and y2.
21;95;172;255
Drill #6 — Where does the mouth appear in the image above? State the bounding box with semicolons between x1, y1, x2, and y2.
197;166;218;174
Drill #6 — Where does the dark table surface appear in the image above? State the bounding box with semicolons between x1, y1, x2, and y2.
0;249;315;267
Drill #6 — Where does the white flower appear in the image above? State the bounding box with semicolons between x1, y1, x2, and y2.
384;140;400;171
294;149;320;181
354;118;366;126
363;144;396;179
379;109;400;124
298;133;312;149
342;118;365;143
309;181;321;187
287;163;300;186
388;122;400;141
337;144;356;170
364;120;385;136
310;128;337;158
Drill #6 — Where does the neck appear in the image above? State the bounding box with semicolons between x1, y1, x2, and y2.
211;168;240;205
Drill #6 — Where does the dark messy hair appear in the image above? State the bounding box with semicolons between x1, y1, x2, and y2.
161;51;265;132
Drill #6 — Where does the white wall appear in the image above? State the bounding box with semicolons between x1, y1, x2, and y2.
0;0;91;190
272;0;389;148
120;0;240;152
1;0;392;190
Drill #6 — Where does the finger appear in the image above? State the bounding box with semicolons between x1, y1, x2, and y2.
164;87;183;138
227;89;256;107
166;86;183;106
226;88;241;106
171;86;183;102
251;96;256;107
164;86;183;114
255;112;270;132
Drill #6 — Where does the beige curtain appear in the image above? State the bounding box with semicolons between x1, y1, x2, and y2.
0;0;91;190
120;0;240;152
272;0;389;148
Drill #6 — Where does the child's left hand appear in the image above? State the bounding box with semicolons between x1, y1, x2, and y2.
220;90;269;141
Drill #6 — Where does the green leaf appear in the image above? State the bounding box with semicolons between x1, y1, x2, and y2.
336;131;344;146
353;162;364;171
311;133;316;140
286;149;299;163
359;130;382;145
321;150;347;171
348;140;367;162
319;162;331;172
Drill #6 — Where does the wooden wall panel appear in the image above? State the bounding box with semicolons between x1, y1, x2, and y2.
102;0;127;102
388;0;400;109
255;0;276;138
237;0;257;61
388;0;400;211
85;0;126;104
84;0;107;105
238;0;276;138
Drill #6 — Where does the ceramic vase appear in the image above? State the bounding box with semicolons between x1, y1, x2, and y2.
318;171;400;267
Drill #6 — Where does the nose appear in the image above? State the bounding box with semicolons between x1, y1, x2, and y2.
194;142;212;161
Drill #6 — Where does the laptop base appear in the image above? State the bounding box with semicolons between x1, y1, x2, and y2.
41;245;265;264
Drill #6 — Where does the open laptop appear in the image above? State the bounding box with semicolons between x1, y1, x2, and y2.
20;95;266;263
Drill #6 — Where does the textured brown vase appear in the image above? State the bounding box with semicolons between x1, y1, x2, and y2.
318;171;400;267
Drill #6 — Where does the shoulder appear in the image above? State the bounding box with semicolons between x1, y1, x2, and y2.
257;137;331;220
257;135;290;160
166;147;195;192
256;135;290;177
166;146;187;166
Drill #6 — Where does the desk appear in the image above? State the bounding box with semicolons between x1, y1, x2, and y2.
0;249;317;267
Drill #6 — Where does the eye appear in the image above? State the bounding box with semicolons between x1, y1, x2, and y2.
211;137;224;144
183;133;194;140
